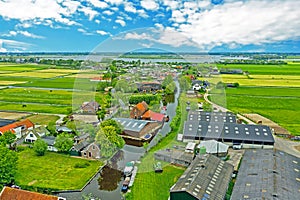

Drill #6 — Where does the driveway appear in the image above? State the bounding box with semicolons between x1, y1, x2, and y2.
274;136;300;158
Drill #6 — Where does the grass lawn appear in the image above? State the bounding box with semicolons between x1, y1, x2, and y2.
15;149;103;191
3;72;68;78
126;165;185;200
26;114;60;126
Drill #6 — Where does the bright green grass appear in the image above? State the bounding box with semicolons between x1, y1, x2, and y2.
126;165;185;200
15;149;103;191
0;102;71;114
210;86;300;136
217;63;300;75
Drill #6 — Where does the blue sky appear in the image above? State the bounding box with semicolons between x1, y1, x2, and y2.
0;0;299;53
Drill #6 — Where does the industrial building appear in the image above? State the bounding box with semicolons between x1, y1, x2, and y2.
188;111;236;123
231;149;300;200
170;154;233;200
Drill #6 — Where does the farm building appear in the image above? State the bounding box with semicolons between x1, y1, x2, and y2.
154;149;194;167
80;101;100;113
114;118;162;139
197;140;229;157
0;186;64;200
42;136;58;152
137;81;162;92
183;121;274;148
188;111;236;123
231;149;300;200
0;119;16;127
81;142;101;159
170;154;233;200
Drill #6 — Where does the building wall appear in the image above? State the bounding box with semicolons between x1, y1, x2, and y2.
81;143;101;159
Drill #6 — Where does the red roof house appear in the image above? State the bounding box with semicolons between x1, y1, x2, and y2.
0;187;62;200
0;119;34;138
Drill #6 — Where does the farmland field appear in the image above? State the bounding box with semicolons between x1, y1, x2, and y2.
2;72;69;78
0;81;27;85
15;148;103;191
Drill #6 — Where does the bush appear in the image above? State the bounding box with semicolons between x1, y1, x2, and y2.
74;162;90;168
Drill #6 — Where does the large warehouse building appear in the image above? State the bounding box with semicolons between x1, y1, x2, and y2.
183;111;275;148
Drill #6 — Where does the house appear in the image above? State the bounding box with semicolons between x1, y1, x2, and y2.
231;149;300;200
0;119;34;138
42;136;58;152
90;76;111;82
0;119;16;128
0;186;65;200
130;101;148;119
197;140;229;157
130;101;166;122
80;101;100;113
114;118;162;139
74;133;90;144
70;141;101;159
81;142;101;159
137;82;162;92
24;126;49;143
170;154;233;200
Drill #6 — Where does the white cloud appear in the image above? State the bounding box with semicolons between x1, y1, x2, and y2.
115;19;126;27
105;0;123;5
137;9;149;18
124;2;137;13
139;42;153;48
79;6;98;20
0;0;81;26
123;32;153;40
2;30;44;39
166;0;300;50
141;0;159;11
95;19;101;24
162;0;180;10
88;0;108;9
0;38;32;51
96;30;111;36
103;10;114;15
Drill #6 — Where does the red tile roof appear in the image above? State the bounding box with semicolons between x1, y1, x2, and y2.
135;101;148;113
142;110;165;122
0;187;58;200
0;119;34;134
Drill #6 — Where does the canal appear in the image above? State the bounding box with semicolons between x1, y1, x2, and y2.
58;79;180;200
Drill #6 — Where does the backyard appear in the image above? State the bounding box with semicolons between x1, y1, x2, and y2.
15;148;103;191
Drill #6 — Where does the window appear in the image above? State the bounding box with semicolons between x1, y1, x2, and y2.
30;134;33;137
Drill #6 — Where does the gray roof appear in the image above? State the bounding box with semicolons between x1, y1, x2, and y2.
170;154;233;200
0;119;16;127
155;149;194;164
74;133;89;141
56;126;73;133
197;140;229;154
231;149;300;200
188;111;236;123
42;136;56;146
72;141;90;151
183;121;274;144
114;118;151;132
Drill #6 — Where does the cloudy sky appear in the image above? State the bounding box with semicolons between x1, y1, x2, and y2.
0;0;299;52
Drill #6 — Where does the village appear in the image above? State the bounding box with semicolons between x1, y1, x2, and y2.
0;59;299;200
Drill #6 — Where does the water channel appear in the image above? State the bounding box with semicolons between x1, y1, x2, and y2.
57;79;180;200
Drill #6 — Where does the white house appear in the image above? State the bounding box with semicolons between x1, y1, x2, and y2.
192;83;202;91
24;126;49;143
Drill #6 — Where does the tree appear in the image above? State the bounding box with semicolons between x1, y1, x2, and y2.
101;126;125;148
162;75;173;89
33;139;48;156
95;129;117;158
0;131;16;149
179;75;192;92
54;134;73;152
47;121;56;135
0;146;18;189
100;119;122;135
165;82;176;94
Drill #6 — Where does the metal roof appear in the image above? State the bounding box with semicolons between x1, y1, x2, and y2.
170;154;233;200
188;111;236;123
114;118;151;132
183;121;274;143
231;149;300;200
0;119;16;128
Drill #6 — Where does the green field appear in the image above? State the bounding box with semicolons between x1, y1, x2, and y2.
26;114;60;126
210;86;300;136
15;149;103;191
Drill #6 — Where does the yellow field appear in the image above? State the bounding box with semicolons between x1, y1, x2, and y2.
207;75;300;87
38;69;79;73
1;72;67;78
249;75;300;80
0;81;27;85
0;111;31;120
